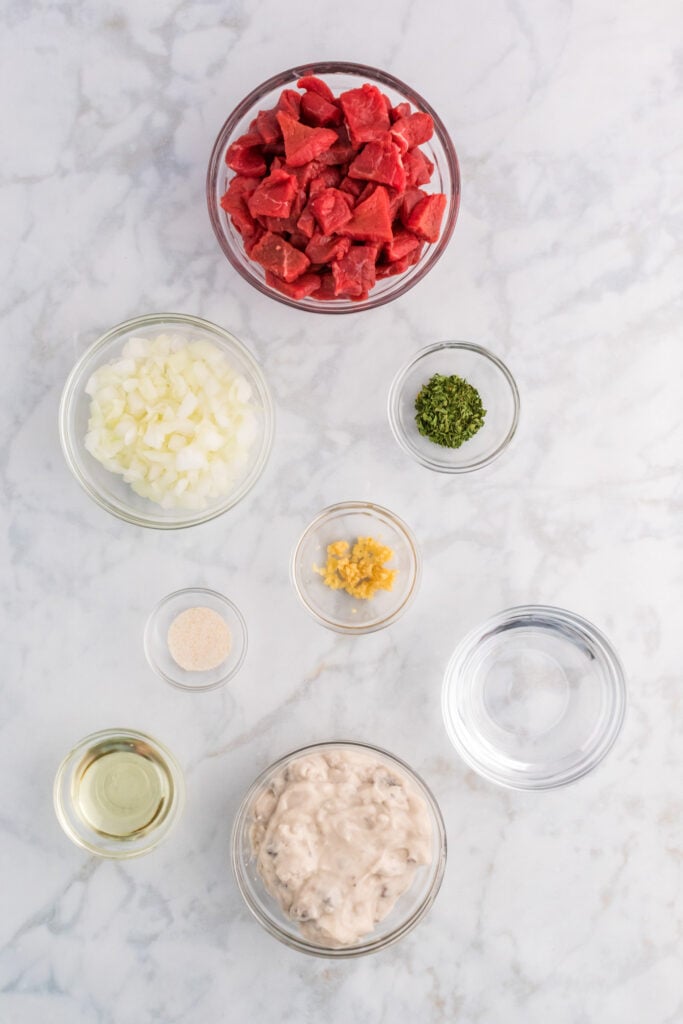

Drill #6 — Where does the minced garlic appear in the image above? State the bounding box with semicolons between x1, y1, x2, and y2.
315;537;396;599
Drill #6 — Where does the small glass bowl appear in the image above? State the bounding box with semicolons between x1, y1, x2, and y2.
291;501;421;634
388;342;520;472
144;587;248;692
231;741;447;957
442;605;627;790
54;728;185;858
207;61;460;313
59;313;274;529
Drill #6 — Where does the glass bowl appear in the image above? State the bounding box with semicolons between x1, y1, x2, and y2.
54;728;185;858
144;587;248;692
388;342;520;472
59;313;274;529
231;741;447;957
291;501;421;634
207;61;460;313
442;605;627;790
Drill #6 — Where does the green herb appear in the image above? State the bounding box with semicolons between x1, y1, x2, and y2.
414;373;486;448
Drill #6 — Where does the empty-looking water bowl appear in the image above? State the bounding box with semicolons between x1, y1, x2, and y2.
442;605;626;789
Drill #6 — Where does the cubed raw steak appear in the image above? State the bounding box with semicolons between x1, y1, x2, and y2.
341;185;393;243
276;112;338;167
250;231;311;281
339;84;390;145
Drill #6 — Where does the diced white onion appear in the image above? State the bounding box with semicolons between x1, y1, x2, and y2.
84;334;260;510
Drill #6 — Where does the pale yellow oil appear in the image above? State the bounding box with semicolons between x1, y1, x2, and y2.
72;738;173;839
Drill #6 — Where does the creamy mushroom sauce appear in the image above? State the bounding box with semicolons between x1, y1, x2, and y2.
250;748;433;947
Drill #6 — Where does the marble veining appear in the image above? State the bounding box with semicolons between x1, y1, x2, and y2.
1;0;682;1021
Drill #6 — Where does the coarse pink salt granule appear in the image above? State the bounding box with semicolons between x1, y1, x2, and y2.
167;606;231;672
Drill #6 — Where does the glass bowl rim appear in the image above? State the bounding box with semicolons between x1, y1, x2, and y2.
206;60;461;315
231;739;447;957
53;726;186;858
388;341;520;473
58;311;275;530
144;586;248;692
441;603;627;790
290;500;422;634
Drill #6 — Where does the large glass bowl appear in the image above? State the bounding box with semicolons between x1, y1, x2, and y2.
59;313;274;529
207;61;460;313
231;741;447;957
442;605;627;790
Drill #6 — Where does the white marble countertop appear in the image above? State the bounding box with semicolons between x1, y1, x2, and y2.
2;1;681;1021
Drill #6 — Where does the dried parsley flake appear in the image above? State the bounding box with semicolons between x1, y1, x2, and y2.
414;373;486;448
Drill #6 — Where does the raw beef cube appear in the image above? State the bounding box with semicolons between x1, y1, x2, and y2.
244;226;266;257
348;140;406;192
339;84;390;145
247;169;298;218
276;89;302;118
390;112;434;150
260;187;306;233
305;233;351;264
254;109;281;145
276;112;338;167
404;192;447;242
310;188;353;234
308;166;342;197
225;134;266;176
250;231;311;282
399;187;429;228
296;75;335;102
339;176;365;199
332;245;378;298
341;185;393;243
384;228;421;262
311;272;337;300
301;91;343;127
403;148;434;187
220;176;261;238
265;270;321;299
390;101;412;122
297;201;317;239
283;160;323;187
376;245;423;277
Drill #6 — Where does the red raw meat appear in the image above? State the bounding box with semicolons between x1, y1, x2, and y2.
348;140;406;192
283;160;323;187
297;201;317;239
341;185;393;243
404;193;447;242
250;231;311;281
305;233;351;264
265;269;321;299
384;228;421;262
310;188;354;234
244;226;266;257
339;176;365;199
390;112;434;150
390;101;412;122
311;273;337;300
254;109;281;145
339;84;390;145
296;75;335;102
403;148;434;187
308;166;342;197
332;245;378;298
247;168;298;219
225;133;266;176
301;91;343;127
276;89;302;118
399;187;428;228
220;175;261;238
376;245;423;278
276;112;338;167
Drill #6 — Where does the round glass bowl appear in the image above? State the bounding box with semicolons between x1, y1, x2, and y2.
291;501;421;634
59;313;274;529
388;342;520;472
442;606;626;790
144;587;248;692
54;728;185;858
207;61;460;313
231;741;447;957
